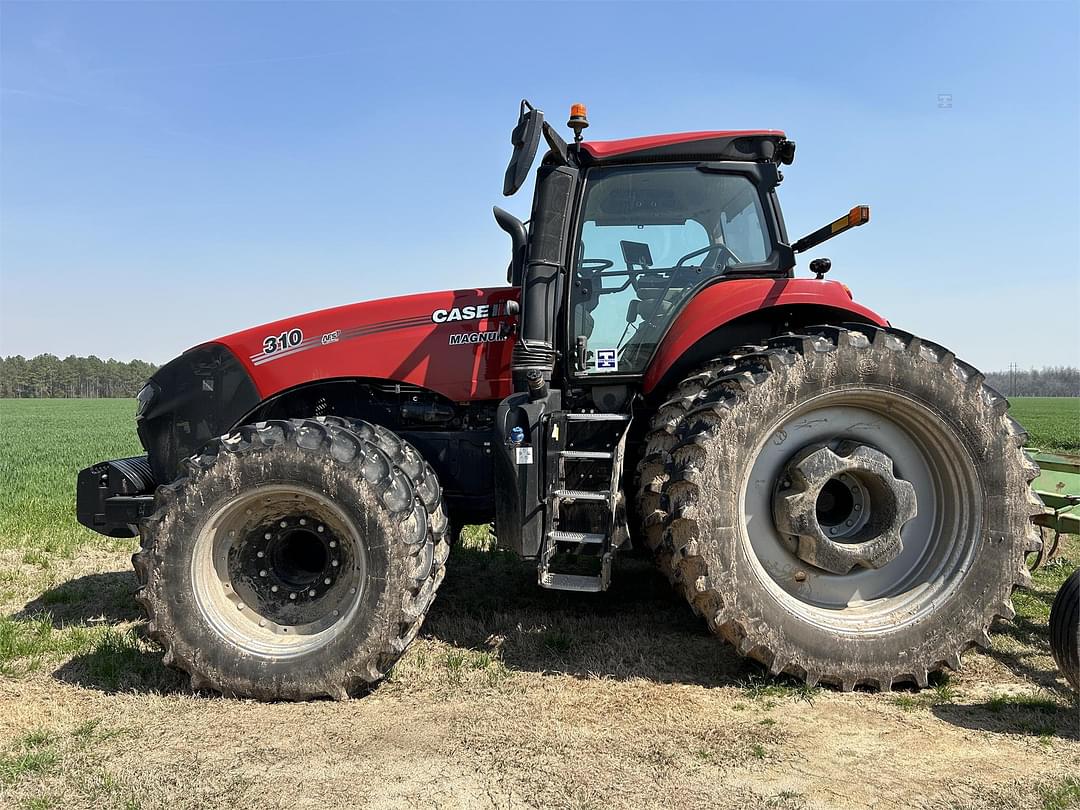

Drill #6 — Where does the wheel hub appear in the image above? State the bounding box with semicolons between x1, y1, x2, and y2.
772;441;918;575
229;513;351;626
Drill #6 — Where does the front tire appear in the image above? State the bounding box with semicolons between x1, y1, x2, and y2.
637;325;1042;690
133;417;449;700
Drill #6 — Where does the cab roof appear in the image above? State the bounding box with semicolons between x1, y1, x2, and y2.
579;130;787;164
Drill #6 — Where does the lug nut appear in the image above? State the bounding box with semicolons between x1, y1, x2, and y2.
280;520;287;528
794;571;807;582
299;518;307;525
259;569;267;577
329;540;337;548
271;585;279;593
331;560;339;567
257;550;265;558
289;592;297;600
264;533;272;540
324;578;332;585
308;590;316;597
317;525;325;533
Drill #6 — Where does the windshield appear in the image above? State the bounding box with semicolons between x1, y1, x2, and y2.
570;164;773;375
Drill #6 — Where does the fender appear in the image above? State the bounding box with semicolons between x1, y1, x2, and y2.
642;277;887;394
215;287;520;403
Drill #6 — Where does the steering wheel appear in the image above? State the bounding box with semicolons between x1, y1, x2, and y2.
675;244;740;270
578;258;614;275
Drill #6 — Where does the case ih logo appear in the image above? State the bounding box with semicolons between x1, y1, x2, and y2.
431;303;506;323
448;330;506;346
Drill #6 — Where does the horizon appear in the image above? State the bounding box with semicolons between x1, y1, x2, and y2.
1;1;1078;371
2;351;1079;377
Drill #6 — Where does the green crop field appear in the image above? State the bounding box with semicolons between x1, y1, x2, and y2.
0;399;142;562
1008;397;1080;455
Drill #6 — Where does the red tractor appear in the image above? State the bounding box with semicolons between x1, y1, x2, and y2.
77;102;1040;699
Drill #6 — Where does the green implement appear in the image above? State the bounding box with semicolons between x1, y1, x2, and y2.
1028;450;1080;538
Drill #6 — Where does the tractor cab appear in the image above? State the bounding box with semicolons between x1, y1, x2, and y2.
568;160;784;376
492;102;822;590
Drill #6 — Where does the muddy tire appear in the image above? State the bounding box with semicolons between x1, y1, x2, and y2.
635;346;767;580
636;324;1042;690
1049;569;1080;692
133;417;449;700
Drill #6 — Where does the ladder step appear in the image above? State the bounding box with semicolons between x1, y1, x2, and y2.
551;489;610;502
539;572;605;592
548;530;606;545
563;413;631;422
558;450;613;459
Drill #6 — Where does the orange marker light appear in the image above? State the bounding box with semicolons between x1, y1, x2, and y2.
567;103;589;142
848;205;870;226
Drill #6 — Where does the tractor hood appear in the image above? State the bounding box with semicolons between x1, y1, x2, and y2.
136;286;519;483
211;286;520;403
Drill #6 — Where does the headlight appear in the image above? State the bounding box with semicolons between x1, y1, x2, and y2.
136;383;158;418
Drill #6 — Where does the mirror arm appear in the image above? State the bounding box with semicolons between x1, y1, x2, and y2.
542;121;570;166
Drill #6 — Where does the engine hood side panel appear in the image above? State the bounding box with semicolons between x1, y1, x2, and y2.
215;287;519;403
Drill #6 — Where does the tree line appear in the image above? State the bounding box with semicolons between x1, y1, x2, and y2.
0;354;159;398
0;353;1077;398
983;366;1079;398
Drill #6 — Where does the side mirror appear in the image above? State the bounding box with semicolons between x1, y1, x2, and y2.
494;206;527;286
503;100;544;197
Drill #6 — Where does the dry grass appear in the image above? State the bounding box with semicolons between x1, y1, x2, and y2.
1;535;1078;810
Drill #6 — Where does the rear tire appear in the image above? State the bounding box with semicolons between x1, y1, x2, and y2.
133;417;449;700
1049;569;1080;692
636;325;1042;690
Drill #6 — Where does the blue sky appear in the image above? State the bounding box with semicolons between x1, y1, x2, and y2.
1;1;1077;371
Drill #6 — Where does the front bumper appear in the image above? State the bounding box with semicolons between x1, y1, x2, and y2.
76;456;158;538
